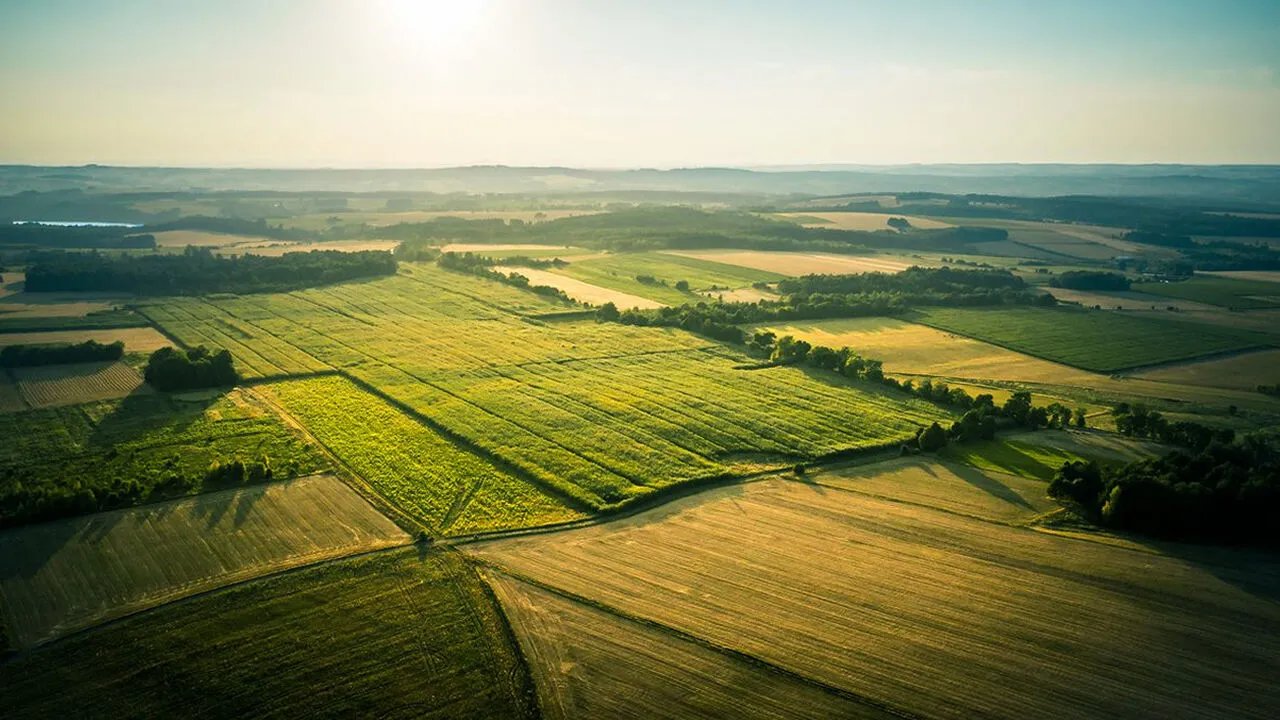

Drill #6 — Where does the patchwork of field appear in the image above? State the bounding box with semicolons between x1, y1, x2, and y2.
549;251;785;304
0;326;171;352
10;361;146;409
773;211;953;231
485;570;887;720
0;549;537;720
664;249;918;276
911;306;1271;372
139;263;949;512
943;218;1142;256
0;474;407;647
257;376;586;536
1129;348;1280;390
0;389;327;527
468;470;1280;720
492;265;665;309
151;230;275;248
1133;275;1280;309
222;239;400;257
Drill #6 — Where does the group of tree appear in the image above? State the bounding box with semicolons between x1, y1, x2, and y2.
1050;433;1279;543
1258;384;1280;398
0;340;123;367
1049;270;1131;291
1110;403;1235;451
0;224;156;250
597;267;1053;343
24;246;397;295
143;345;238;391
435;251;574;303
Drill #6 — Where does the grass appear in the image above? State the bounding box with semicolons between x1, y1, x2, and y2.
1133;276;1280;310
1131;348;1280;390
772;211;953;231
0;309;149;334
469;469;1280;720
257;376;586;536
911;306;1272;372
0;389;328;527
0;326;171;352
939;430;1162;481
140;263;950;513
11;361;145;408
662;249;917;277
0;474;407;647
0;549;539;720
551;251;785;304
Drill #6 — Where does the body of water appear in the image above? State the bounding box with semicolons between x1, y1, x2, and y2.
13;220;143;228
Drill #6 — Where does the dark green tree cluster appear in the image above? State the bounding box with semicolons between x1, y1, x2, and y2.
0;340;123;367
1050;434;1280;542
0;224;156;249
143;346;238;392
25;246;397;295
1111;403;1234;451
1049;271;1131;291
1258;384;1280;398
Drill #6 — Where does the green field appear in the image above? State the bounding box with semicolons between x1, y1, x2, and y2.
0;474;408;647
553;251;785;304
940;430;1163;481
258;376;586;536
911;306;1271;372
1133;276;1280;309
0;389;327;527
139;263;949;513
0;549;538;720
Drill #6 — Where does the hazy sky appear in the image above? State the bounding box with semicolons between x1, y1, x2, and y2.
2;0;1278;167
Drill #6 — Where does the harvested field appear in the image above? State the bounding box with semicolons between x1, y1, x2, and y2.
485;570;886;720
0;327;171;352
223;239;399;257
468;471;1280;720
773;211;953;231
550;251;784;304
0;474;407;648
151;230;273;248
0;549;537;720
1046;287;1221;312
664;250;917;276
702;286;778;302
12;361;146;408
1128;348;1280;390
492;265;665;308
441;243;576;253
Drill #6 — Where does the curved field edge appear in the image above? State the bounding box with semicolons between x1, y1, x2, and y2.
0;474;409;648
0;548;538;720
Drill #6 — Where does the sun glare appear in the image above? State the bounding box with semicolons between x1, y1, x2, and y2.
379;0;491;56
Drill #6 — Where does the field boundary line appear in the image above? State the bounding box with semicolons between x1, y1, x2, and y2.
475;564;923;720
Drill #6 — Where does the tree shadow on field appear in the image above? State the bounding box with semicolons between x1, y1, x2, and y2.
85;385;225;452
945;460;1036;511
1122;534;1280;604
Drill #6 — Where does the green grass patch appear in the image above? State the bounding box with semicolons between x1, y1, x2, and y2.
0;309;149;334
555;251;784;304
0;549;538;720
911;306;1271;372
1132;276;1280;309
941;430;1163;481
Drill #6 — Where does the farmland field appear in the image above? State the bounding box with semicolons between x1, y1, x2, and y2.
222;239;400;256
485;569;886;720
151;230;274;248
1045;287;1221;312
0;549;537;720
0;474;408;647
139;263;950;512
0;389;327;526
910;306;1272;372
257;376;586;536
1129;348;1280;390
550;251;785;304
0;326;171;352
1204;269;1280;283
491;265;665;308
773;211;953;230
0;374;24;412
468;469;1280;720
1133;276;1280;309
11;360;146;408
662;249;919;276
939;430;1163;481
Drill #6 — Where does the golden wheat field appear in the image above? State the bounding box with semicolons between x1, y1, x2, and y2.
0;474;408;648
491;265;666;309
773;211;954;231
663;250;918;276
151;230;275;248
468;469;1280;720
0;327;172;352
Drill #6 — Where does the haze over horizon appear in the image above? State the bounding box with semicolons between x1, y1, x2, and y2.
3;0;1279;168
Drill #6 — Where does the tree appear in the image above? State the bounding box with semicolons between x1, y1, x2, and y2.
770;336;811;364
1073;407;1087;428
1002;391;1032;425
674;279;690;292
596;302;620;322
917;422;948;451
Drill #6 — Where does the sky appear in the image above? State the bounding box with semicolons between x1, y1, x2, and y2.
1;0;1278;168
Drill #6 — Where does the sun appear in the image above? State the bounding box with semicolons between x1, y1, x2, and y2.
379;0;491;54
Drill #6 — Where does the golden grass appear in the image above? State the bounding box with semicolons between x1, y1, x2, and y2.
0;474;408;648
468;470;1280;720
774;212;953;231
1129;348;1280;390
0;327;172;352
485;570;883;720
491;265;665;309
1047;288;1221;312
664;250;917;276
151;230;274;248
222;239;399;257
12;361;147;408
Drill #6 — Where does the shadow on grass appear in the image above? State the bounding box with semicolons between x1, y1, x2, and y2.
945;460;1036;511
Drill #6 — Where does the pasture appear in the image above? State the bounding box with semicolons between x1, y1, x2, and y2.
549;251;785;305
468;469;1280;720
0;474;407;647
773;211;953;231
0;389;327;527
1129;348;1280;390
911;306;1271;372
11;361;146;408
140;263;949;512
485;570;884;720
663;249;919;276
1133;275;1280;309
257;376;586;536
0;327;171;352
0;549;537;720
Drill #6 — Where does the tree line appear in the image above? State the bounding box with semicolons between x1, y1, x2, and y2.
24;246;397;295
434;251;575;303
0;224;156;250
1048;271;1130;291
0;340;124;367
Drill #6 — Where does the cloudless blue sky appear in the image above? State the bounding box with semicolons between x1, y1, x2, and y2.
2;0;1277;166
